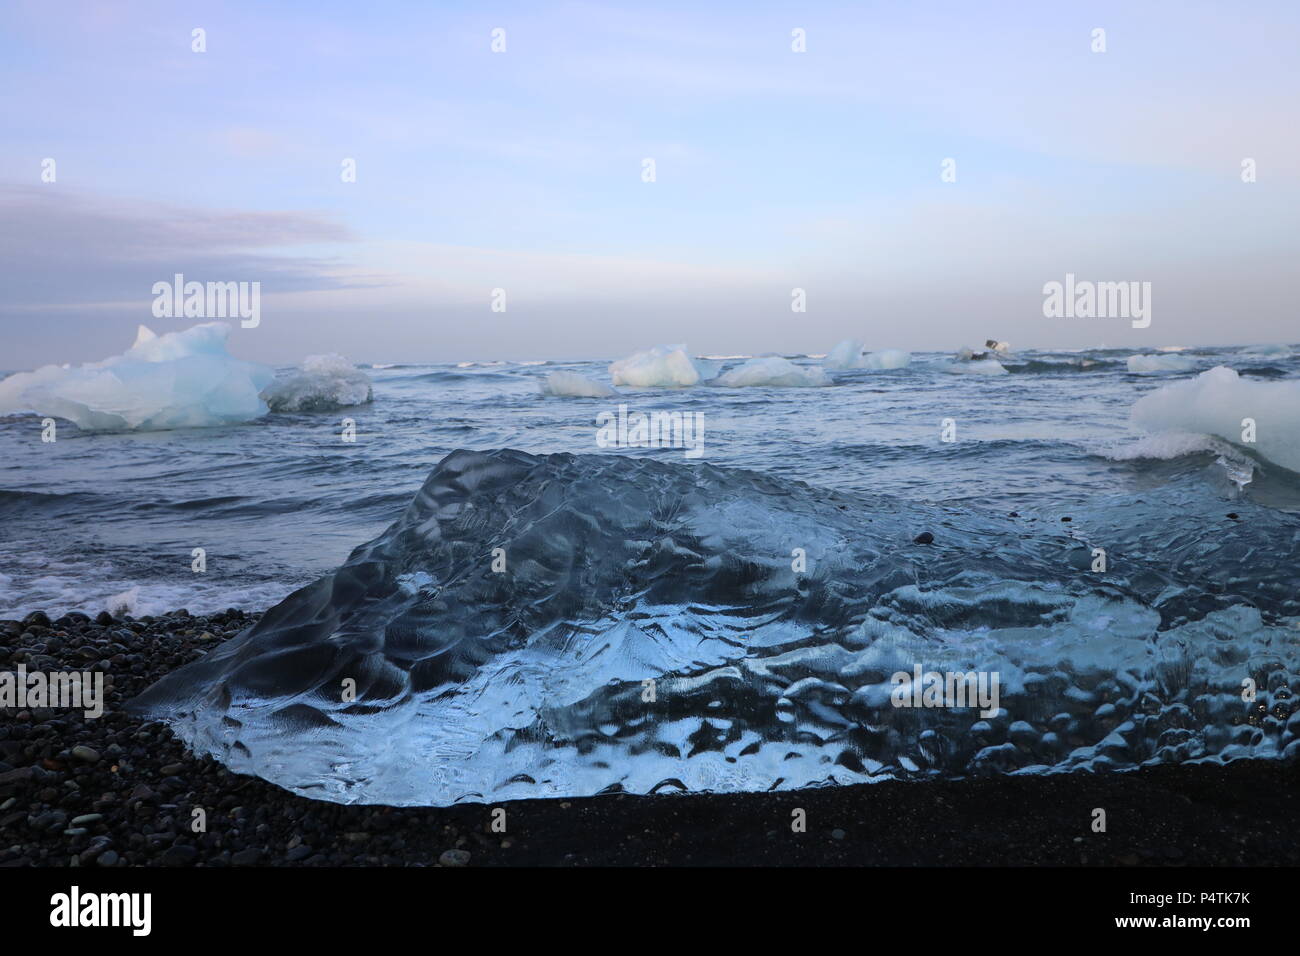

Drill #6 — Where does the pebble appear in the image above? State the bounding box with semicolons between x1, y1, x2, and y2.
438;849;471;867
160;845;199;867
913;532;934;545
70;745;100;764
232;847;264;866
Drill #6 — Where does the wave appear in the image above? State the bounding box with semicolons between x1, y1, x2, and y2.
1005;358;1115;374
131;448;1300;806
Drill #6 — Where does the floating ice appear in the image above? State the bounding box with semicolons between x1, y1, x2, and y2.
261;354;373;412
540;371;619;398
131;449;1300;806
823;341;911;370
0;323;273;431
715;356;831;388
609;345;719;387
1127;353;1196;373
1131;365;1300;473
823;339;865;369
860;349;911;370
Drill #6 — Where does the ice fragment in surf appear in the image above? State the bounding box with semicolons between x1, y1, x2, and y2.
540;371;619;398
714;356;830;387
608;345;718;387
261;354;373;412
131;449;1300;806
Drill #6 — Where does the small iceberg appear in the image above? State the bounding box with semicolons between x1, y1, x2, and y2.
609;345;719;387
823;340;911;370
860;348;911;370
0;322;273;431
823;339;866;369
1131;365;1300;473
714;356;831;388
261;354;373;412
1127;353;1196;373
540;371;619;398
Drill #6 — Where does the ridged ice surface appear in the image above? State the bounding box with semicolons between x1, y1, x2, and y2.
130;448;1300;805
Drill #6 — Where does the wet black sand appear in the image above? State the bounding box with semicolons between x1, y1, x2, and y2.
2;608;1297;867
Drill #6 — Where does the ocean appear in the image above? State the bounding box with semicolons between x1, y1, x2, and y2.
2;344;1297;622
5;342;1299;804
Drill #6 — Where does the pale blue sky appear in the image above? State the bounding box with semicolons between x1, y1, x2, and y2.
1;0;1297;365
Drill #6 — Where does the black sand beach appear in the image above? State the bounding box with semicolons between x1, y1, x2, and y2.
1;608;1296;868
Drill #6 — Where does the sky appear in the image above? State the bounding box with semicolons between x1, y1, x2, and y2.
1;0;1298;366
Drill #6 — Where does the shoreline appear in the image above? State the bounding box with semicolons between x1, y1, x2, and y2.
2;607;1297;867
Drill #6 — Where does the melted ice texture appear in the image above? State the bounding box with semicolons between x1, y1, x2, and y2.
130;448;1300;806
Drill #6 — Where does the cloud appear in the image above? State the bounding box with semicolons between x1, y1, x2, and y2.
0;184;366;311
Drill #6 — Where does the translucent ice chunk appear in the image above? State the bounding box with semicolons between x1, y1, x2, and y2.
714;356;831;387
860;349;911;370
131;449;1300;806
261;354;373;412
1131;365;1300;473
540;371;619;398
823;339;865;369
823;342;910;370
0;322;273;431
609;345;718;387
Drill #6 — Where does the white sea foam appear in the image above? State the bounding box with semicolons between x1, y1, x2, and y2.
609;345;719;387
1127;353;1196;373
540;370;619;398
714;356;831;388
1130;365;1300;473
0;323;273;431
0;545;300;620
261;354;373;412
1099;431;1233;462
